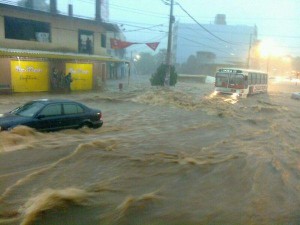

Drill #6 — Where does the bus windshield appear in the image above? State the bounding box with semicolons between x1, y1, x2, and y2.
215;73;229;87
216;73;245;88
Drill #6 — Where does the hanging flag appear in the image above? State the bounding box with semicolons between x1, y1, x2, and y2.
146;42;160;51
110;38;160;51
110;38;136;49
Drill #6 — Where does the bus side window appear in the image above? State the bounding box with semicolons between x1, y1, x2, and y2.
253;73;256;84
264;74;267;84
249;73;252;85
244;76;248;87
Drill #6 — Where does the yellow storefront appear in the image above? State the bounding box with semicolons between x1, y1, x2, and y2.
11;61;49;92
1;49;127;93
66;63;93;91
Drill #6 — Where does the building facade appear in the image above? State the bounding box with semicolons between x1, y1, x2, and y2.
0;1;126;93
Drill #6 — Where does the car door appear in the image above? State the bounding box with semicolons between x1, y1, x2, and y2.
61;103;86;129
35;103;63;131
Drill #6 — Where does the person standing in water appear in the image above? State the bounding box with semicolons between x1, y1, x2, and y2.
65;72;73;92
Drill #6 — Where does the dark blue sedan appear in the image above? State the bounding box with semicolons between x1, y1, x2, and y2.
0;99;103;132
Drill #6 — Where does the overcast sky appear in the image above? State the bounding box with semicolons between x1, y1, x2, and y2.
55;0;300;57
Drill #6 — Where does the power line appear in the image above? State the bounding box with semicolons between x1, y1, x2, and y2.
176;23;251;46
118;23;165;33
175;2;235;45
109;19;300;51
177;35;236;55
176;30;300;51
109;2;169;20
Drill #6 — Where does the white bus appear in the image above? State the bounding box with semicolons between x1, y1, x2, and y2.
214;68;268;97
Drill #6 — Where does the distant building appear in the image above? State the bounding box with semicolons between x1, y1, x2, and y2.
173;14;258;68
0;1;127;93
214;14;227;25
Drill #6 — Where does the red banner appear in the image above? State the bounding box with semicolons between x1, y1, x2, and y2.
146;42;160;51
110;38;160;51
110;38;136;49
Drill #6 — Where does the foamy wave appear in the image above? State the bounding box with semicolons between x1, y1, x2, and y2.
143;151;240;166
0;139;120;202
115;191;162;220
251;105;288;113
132;89;202;111
132;89;243;119
10;126;38;136
180;122;220;132
0;126;41;152
76;139;118;152
20;188;91;225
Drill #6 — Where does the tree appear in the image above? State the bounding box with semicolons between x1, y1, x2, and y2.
132;49;178;86
134;52;156;75
150;64;177;86
154;49;167;67
134;50;168;76
179;54;198;74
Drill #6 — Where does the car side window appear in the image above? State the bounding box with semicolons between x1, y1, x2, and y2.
39;104;62;117
63;103;84;115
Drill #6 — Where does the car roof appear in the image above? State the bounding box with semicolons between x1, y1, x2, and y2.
31;99;80;104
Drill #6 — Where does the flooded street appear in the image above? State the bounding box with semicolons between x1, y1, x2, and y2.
1;78;300;225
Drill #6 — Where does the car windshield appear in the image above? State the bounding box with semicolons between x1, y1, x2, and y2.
10;102;45;117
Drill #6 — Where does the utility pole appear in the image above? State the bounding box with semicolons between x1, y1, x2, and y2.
26;0;34;9
165;0;174;86
95;0;102;22
50;0;57;14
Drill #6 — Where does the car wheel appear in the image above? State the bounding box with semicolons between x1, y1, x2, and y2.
80;122;92;129
92;124;102;129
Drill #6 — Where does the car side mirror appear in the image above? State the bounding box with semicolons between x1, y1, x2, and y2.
37;115;46;119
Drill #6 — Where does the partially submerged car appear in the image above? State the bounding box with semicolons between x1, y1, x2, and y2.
0;99;103;132
291;92;300;100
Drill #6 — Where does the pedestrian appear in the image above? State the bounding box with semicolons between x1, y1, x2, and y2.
109;63;114;79
65;72;73;92
86;37;92;54
79;36;85;52
51;68;58;89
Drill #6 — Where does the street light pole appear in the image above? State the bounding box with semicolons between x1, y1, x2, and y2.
267;55;270;74
165;0;174;86
247;34;252;69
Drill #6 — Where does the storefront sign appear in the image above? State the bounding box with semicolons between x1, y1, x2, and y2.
66;63;93;90
11;61;49;92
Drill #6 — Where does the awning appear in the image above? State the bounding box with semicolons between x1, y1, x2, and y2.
0;48;128;63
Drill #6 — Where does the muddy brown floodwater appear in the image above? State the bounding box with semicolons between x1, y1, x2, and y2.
0;78;300;225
